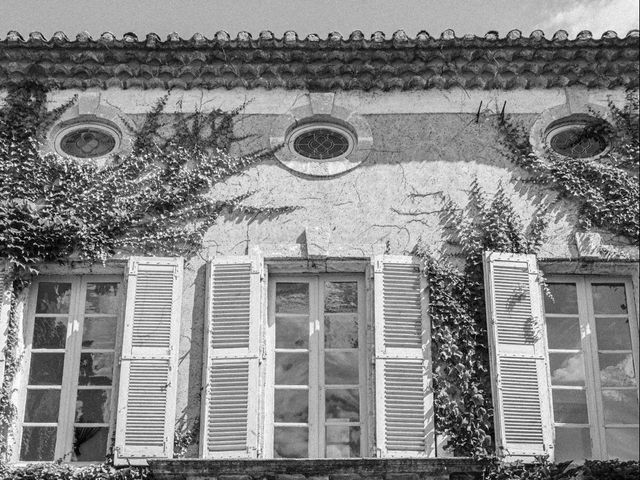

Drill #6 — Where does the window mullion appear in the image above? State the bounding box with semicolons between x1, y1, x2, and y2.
581;277;606;459
55;276;83;461
357;278;367;457
309;277;321;458
623;278;640;395
317;277;326;459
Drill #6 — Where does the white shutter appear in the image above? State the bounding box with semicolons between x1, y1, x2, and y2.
201;256;262;458
0;260;11;388
373;255;434;457
483;251;554;461
115;257;183;463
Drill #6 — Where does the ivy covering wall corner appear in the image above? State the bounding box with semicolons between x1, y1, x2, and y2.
0;82;291;472
416;88;638;476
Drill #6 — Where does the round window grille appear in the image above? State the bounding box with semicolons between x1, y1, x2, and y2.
546;122;608;159
55;122;121;159
289;125;355;160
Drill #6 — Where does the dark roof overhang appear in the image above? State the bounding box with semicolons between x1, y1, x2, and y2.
1;29;638;91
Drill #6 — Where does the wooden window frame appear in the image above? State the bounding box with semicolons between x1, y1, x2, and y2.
544;275;640;460
263;273;370;458
13;274;125;464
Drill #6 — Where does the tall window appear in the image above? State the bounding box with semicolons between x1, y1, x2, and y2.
19;276;122;462
544;277;639;461
268;275;366;458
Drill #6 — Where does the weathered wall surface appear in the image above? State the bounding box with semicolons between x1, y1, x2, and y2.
167;89;599;451
2;86;633;455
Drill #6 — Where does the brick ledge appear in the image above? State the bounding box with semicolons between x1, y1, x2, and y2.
149;458;483;480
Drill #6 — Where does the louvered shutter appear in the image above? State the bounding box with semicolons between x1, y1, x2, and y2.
201;256;262;458
373;255;434;457
483;251;554;461
115;257;183;463
0;260;11;388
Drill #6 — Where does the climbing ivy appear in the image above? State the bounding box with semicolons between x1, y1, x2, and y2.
0;82;291;463
483;458;639;480
414;90;638;462
498;88;639;244
414;180;548;456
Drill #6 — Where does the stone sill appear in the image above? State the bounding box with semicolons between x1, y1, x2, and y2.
149;458;483;480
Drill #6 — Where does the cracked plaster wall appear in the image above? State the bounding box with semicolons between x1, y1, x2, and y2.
176;108;586;451
2;86;629;455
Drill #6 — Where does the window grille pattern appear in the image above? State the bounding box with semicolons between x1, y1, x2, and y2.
548;126;608;158
60;128;117;158
293;128;350;160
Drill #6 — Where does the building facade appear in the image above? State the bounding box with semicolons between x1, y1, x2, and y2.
0;28;638;479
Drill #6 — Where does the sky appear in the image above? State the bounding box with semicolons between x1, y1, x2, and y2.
0;0;638;39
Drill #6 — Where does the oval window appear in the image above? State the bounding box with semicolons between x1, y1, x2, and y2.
289;124;355;161
546;119;609;159
56;123;121;159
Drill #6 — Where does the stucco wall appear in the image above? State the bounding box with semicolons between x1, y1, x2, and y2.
167;90;599;453
2;86;634;457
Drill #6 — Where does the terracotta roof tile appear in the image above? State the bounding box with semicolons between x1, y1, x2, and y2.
1;29;638;91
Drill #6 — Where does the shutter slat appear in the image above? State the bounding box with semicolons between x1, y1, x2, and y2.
115;257;182;464
202;256;261;459
483;252;553;462
373;255;434;458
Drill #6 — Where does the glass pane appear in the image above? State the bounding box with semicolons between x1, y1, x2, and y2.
600;353;637;387
592;284;628;314
275;283;309;314
32;317;67;349
276;316;308;349
72;427;109;461
82;317;117;349
602;389;639;424
78;353;114;385
274;389;308;423
554;427;592;462
545;317;581;350
325;351;359;385
606;428;640;460
84;282;119;314
325;388;359;421
36;282;72;314
596;317;632;350
550;352;585;386
324;282;358;313
326;425;360;458
544;283;578;314
75;390;111;423
24;390;60;423
28;352;65;385
20;426;57;461
325;314;358;348
275;352;308;385
552;389;589;423
274;427;308;458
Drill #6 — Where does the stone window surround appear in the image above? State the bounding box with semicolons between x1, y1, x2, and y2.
539;267;640;461
269;93;373;177
44;93;133;164
12;270;125;463
529;100;612;161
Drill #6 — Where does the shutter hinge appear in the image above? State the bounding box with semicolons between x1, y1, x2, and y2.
129;261;138;276
374;259;384;273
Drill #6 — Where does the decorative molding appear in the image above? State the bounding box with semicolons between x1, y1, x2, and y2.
43;93;133;164
270;95;373;177
575;232;602;259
